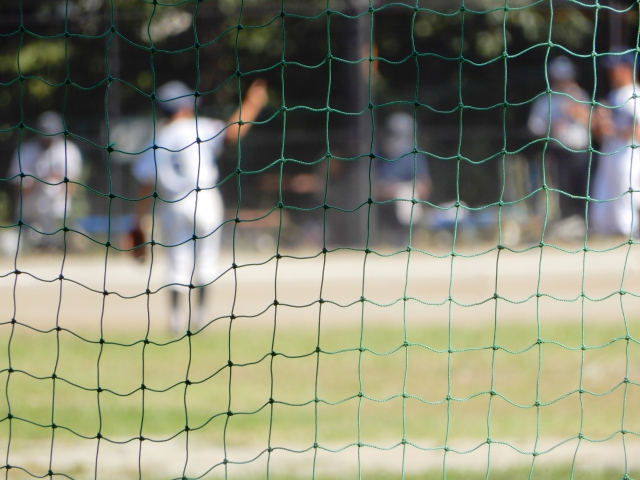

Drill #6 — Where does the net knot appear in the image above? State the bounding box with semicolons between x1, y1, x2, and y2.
368;6;374;12
357;442;363;448
55;326;62;332
139;436;145;441
150;47;157;54
97;387;102;393
105;241;111;248
227;360;233;367
625;335;631;341
10;319;16;324
322;247;328;254
186;330;192;337
402;393;408;398
368;102;374;110
459;5;466;11
19;26;25;33
184;425;190;432
223;459;228;464
318;298;324;304
357;392;363;397
96;432;102;439
315;346;321;353
7;368;13;374
360;296;365;303
14;269;20;275
313;442;318;448
227;411;233;416
65;78;71;85
326;9;333;15
230;314;236;320
145;289;151;295
278;202;284;209
271;351;277;357
280;10;286;18
140;384;146;390
533;401;540;407
99;338;105;344
103;290;109;296
267;447;273;453
194;42;200;49
490;390;496;396
273;299;279;306
269;397;274;404
18;122;24;129
110;26;116;33
323;204;329;210
235;70;242;77
365;248;371;254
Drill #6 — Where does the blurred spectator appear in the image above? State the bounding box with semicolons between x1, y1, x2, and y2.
374;112;431;243
591;50;640;237
133;80;268;332
8;111;83;250
528;56;591;221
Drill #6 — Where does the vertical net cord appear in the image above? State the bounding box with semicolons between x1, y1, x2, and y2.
223;1;247;476
4;0;26;474
484;0;512;477
264;0;288;477
618;4;640;478
47;0;75;476
442;0;467;476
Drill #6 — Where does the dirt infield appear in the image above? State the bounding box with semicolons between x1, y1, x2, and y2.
2;243;640;334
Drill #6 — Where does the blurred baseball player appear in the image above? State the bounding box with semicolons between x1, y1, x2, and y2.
133;80;268;332
9;111;83;250
528;56;591;221
591;50;640;236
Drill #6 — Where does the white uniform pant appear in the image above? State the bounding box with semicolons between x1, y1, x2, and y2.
157;189;224;290
591;141;640;237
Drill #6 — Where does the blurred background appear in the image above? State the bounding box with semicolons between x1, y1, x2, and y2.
1;0;637;255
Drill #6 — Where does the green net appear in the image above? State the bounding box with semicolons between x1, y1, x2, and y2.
1;0;639;478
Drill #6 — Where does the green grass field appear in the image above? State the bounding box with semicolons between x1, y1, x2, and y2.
1;316;638;478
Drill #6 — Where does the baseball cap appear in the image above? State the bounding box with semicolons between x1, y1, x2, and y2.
548;56;576;82
602;47;637;69
156;81;197;116
36;111;63;135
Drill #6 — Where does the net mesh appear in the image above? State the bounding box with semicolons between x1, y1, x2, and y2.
0;0;639;478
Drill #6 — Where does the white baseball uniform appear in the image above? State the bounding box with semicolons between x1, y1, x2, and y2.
9;137;83;235
133;117;226;289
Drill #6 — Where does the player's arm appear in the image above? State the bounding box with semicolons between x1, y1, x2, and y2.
225;80;269;143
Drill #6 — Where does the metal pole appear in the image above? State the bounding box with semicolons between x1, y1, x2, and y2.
333;0;370;247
